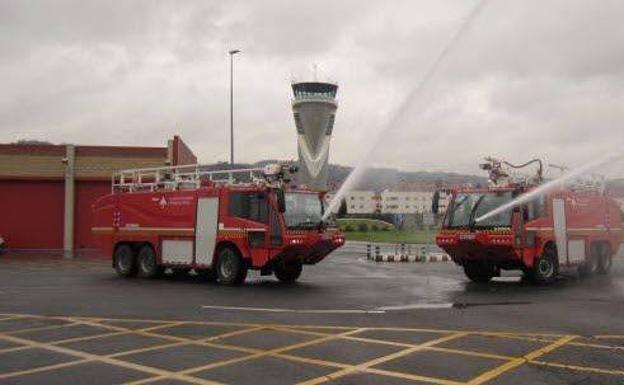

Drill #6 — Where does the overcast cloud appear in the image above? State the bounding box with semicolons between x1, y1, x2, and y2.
1;0;623;176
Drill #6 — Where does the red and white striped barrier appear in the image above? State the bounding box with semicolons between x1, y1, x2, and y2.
367;252;452;263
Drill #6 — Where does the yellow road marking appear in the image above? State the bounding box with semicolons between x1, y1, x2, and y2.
365;367;465;385
531;360;624;376
0;358;94;379
465;335;577;385
3;321;79;336
273;325;515;362
595;335;624;339
109;326;264;358
0;333;222;385
158;328;368;382
425;346;513;361
2;313;621;385
296;332;468;385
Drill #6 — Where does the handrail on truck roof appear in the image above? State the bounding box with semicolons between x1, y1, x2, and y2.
112;162;298;193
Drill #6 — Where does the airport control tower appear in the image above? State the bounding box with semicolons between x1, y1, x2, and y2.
291;81;338;191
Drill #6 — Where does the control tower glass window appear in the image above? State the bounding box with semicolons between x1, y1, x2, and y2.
292;82;338;99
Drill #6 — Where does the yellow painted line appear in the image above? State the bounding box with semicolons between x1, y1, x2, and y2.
0;345;32;354
465;335;577;385
567;340;624;351
296;332;468;385
279;352;463;385
0;334;221;385
109;326;264;358
0;357;94;379
0;315;26;322
4;321;80;336
530;360;624;376
425;346;513;361
595;335;624;339
273;325;515;362
177;328;367;378
365;367;465;385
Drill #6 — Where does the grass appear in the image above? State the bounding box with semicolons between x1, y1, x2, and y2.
336;218;395;231
344;229;437;244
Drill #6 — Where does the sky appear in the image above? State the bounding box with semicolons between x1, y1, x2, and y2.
1;0;624;176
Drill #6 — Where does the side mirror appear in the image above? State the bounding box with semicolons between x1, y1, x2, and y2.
432;191;440;215
276;189;286;213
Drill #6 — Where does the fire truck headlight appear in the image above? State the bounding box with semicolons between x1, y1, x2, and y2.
290;239;304;245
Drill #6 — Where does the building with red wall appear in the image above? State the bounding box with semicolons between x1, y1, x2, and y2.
0;136;196;253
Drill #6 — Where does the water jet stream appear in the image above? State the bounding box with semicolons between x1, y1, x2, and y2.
475;150;624;223
324;0;490;220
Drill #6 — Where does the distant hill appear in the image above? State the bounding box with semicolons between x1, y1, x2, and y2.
199;160;623;196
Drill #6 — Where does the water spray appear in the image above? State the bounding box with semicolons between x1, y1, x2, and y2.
475;150;624;223
323;0;490;220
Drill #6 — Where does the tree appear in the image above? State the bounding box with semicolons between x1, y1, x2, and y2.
337;197;347;217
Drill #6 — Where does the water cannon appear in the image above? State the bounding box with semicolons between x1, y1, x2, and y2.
481;157;543;187
262;162;299;186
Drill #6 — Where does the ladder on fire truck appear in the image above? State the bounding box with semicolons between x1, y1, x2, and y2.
112;163;296;193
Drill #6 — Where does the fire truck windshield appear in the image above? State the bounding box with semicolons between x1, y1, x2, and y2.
284;192;323;229
445;191;513;229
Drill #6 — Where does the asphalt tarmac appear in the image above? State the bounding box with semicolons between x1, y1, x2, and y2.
0;244;623;384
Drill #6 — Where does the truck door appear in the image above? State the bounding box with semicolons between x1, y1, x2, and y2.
552;198;568;265
245;193;270;264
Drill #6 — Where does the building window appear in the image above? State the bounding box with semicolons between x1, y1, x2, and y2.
325;114;335;135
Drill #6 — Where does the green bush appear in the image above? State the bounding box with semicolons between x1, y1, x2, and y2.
371;224;379;231
344;225;354;232
357;223;368;232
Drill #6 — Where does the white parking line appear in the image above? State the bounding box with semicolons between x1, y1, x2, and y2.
376;303;454;311
201;305;385;314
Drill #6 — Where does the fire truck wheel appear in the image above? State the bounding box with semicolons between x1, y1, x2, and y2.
463;261;495;283
114;244;137;277
216;247;247;285
137;245;163;279
597;245;613;275
274;260;303;283
530;246;558;284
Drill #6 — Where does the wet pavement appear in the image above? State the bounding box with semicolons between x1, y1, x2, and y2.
0;245;623;384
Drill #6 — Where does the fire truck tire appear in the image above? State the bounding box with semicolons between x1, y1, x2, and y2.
113;244;137;277
137;245;163;279
274;260;303;283
597;244;613;275
530;245;558;284
463;261;495;283
216;246;247;285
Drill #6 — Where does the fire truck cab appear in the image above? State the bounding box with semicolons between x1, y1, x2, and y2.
435;158;622;284
92;163;344;285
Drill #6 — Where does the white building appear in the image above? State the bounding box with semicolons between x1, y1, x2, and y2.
380;191;433;214
346;191;379;214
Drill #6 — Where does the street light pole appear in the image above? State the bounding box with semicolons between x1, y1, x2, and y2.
229;49;240;165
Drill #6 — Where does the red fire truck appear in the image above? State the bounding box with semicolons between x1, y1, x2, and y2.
92;163;344;285
434;158;622;284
